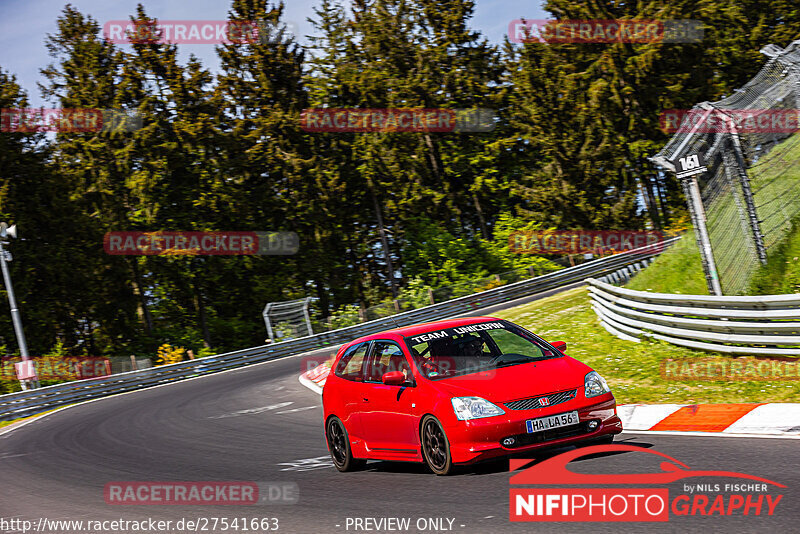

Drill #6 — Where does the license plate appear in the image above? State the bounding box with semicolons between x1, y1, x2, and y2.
526;410;579;433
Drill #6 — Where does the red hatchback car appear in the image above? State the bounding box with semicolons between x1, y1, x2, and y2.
322;316;622;475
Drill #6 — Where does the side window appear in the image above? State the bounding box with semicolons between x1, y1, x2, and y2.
334;342;370;381
365;341;410;383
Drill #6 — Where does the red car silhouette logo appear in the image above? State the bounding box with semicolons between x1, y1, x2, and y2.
510;444;785;487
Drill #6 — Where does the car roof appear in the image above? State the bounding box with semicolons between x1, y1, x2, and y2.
347;316;504;345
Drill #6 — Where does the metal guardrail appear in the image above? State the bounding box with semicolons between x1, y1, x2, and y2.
593;257;656;286
0;240;676;421
588;278;800;355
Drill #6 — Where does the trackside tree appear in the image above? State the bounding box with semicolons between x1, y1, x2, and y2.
9;0;800;363
652;40;800;295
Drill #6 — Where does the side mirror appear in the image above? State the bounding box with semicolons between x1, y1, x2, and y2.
382;371;405;385
551;341;567;353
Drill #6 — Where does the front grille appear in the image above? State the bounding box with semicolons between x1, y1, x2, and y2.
501;422;589;449
504;389;577;411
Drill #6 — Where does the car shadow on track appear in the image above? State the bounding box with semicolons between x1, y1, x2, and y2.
499;437;655;474
358;438;654;476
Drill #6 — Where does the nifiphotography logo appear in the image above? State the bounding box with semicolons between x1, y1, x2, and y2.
509;444;785;522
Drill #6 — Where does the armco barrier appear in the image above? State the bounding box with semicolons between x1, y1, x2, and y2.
0;239;676;421
588;278;800;355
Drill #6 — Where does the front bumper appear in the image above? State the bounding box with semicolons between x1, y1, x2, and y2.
445;394;621;464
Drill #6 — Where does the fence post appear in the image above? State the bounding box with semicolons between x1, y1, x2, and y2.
727;128;768;264
427;288;435;305
682;176;724;295
722;150;761;263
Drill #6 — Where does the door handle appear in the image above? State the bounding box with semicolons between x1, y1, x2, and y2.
362;397;369;402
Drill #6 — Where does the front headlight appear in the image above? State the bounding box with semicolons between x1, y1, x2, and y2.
584;371;611;398
451;396;505;420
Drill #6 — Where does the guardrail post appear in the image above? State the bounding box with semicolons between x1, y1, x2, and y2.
262;303;275;341
303;297;314;336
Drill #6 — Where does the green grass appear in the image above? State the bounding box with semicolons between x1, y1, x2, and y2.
748;133;800;250
625;233;708;295
707;133;800;293
629;215;800;296
493;287;799;405
748;218;800;294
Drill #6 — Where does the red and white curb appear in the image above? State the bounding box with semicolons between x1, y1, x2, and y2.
299;364;800;438
298;364;330;395
619;403;800;437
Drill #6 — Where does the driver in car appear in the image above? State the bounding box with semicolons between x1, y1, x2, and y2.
421;338;455;376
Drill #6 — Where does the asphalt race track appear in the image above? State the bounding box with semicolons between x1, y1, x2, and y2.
1;288;798;534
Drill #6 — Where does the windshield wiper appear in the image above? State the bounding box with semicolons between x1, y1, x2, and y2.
496;354;561;367
495;358;532;367
530;354;562;361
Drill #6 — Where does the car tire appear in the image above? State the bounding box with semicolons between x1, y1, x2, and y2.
421;415;455;475
326;416;365;472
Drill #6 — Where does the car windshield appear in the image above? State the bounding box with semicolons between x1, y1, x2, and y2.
404;320;561;380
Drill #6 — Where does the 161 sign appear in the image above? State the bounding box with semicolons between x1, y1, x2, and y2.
672;153;707;179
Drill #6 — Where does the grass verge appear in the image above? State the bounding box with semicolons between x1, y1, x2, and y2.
748;218;800;294
0;407;67;429
493;287;799;405
625;233;708;295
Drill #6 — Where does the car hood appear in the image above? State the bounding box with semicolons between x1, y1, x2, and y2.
430;356;591;403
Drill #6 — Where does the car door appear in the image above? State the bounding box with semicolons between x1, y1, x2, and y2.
359;340;420;458
331;341;372;446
